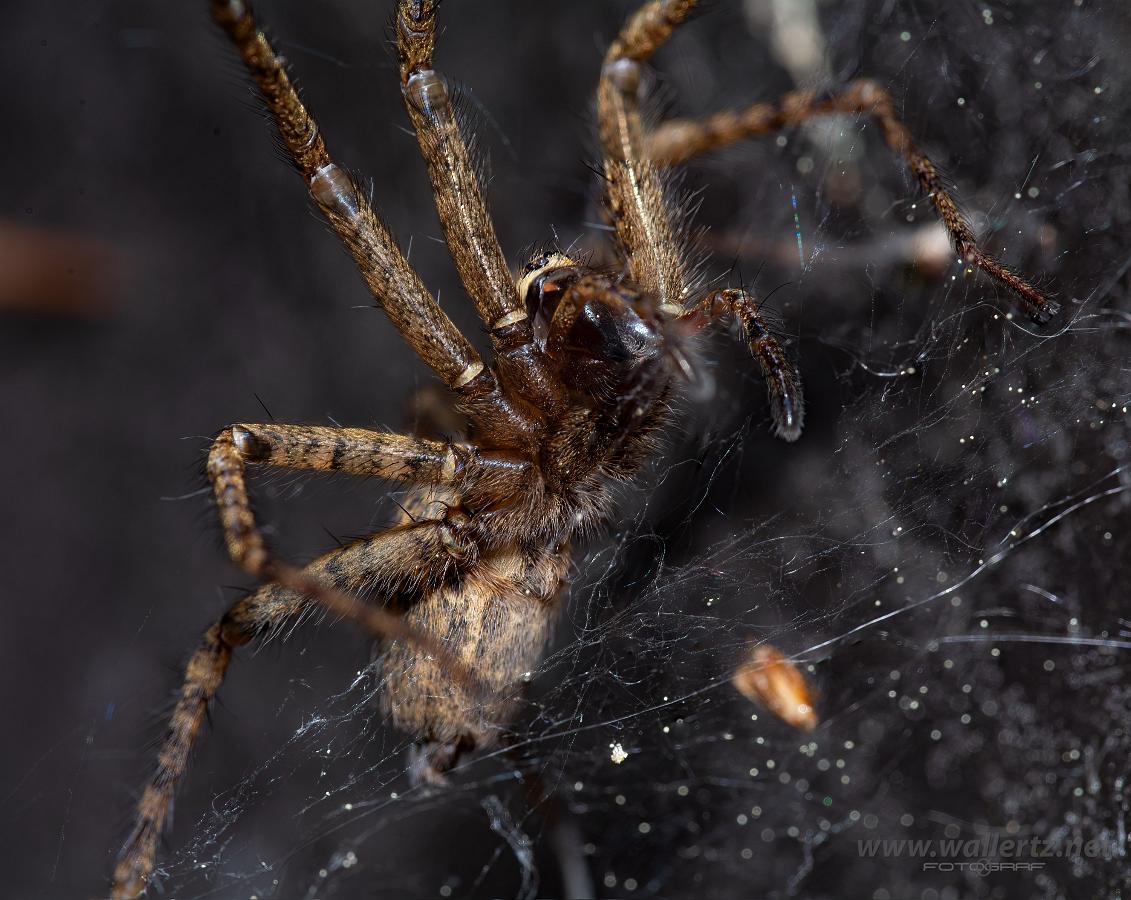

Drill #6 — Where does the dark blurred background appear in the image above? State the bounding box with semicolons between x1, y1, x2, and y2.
3;1;1130;898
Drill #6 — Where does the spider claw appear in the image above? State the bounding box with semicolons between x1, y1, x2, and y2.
773;415;803;443
1031;296;1061;325
771;405;804;442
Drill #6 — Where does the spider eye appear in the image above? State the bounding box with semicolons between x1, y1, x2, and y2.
521;252;554;276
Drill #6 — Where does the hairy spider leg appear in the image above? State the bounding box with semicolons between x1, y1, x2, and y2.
114;415;535;897
205;424;523;640
212;0;560;446
646;79;1059;323
224;423;530;489
395;0;571;423
598;0;698;314
600;1;805;438
680;289;805;440
394;1;518;336
111;523;465;899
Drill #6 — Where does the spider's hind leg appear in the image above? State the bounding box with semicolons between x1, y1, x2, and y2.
646;79;1059;323
111;520;474;899
207;421;529;557
111;584;293;899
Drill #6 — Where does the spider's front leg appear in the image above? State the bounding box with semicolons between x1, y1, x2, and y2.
598;4;808;440
210;0;485;391
394;0;568;418
394;0;520;336
647;79;1059;323
681;289;804;440
598;0;700;312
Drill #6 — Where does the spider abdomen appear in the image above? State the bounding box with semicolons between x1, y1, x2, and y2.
379;542;569;783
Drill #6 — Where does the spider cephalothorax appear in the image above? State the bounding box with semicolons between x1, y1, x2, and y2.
508;254;682;475
110;1;1055;896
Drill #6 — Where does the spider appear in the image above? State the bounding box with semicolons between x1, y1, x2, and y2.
111;0;1057;895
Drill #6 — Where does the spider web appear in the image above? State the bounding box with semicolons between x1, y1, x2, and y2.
121;1;1131;898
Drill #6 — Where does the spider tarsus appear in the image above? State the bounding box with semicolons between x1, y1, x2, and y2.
967;248;1060;325
759;351;804;442
765;369;804;442
1023;292;1061;325
772;402;804;443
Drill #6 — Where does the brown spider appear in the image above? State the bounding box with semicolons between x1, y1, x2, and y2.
110;0;1057;895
